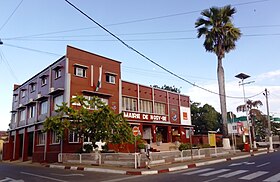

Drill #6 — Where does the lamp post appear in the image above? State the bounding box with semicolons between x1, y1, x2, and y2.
235;73;253;152
264;88;273;151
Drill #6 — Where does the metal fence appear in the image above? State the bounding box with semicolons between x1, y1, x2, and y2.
59;147;238;169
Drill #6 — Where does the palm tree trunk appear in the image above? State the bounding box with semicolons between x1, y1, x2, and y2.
217;57;228;137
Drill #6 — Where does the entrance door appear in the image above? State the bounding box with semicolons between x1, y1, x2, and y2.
19;134;23;158
28;132;34;157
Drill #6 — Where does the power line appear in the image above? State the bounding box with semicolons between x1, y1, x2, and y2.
64;0;263;100
0;0;23;32
3;0;272;40
4;43;61;56
5;32;280;42
0;49;19;83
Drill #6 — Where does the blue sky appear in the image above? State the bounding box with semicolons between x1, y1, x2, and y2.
1;0;280;130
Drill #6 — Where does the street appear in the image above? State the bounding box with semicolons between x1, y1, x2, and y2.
0;151;279;182
128;150;280;182
0;162;136;182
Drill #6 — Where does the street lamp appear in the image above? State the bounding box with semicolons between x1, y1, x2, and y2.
235;73;253;152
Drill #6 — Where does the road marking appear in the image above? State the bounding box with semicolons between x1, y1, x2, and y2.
183;168;214;175
263;173;280;182
199;169;230;176
100;176;143;182
257;162;271;168
228;162;243;167
20;172;68;182
0;177;24;182
51;173;84;177
239;171;268;180
218;170;248;178
229;162;255;167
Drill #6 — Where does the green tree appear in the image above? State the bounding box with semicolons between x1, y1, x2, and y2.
195;5;241;137
44;95;134;148
191;102;221;134
152;85;181;93
237;99;263;145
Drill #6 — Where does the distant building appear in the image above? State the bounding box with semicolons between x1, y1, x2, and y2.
4;46;192;163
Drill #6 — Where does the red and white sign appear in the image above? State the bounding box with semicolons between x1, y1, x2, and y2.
132;126;139;136
123;111;167;122
180;106;191;125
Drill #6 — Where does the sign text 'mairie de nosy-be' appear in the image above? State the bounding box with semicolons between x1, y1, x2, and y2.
123;111;167;122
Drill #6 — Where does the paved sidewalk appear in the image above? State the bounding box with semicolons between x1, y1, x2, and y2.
43;148;277;175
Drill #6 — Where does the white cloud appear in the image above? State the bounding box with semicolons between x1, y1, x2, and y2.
256;69;280;81
186;71;280;119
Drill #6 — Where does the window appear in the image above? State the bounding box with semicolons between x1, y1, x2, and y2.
51;131;60;144
106;74;116;84
122;97;137;111
54;95;63;110
30;84;36;92
83;96;108;110
74;67;86;77
14;95;18;102
11;113;17;123
37;131;45;145
55;69;62;79
29;105;36;118
140;100;152;113
40;100;48;115
19;109;26;121
154;102;166;115
41;77;47;86
21;90;26;98
69;131;79;143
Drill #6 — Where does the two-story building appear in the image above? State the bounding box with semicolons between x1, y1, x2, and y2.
4;46;192;162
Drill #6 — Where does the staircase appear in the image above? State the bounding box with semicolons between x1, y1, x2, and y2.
150;142;178;152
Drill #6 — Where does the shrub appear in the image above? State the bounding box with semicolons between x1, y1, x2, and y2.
216;140;223;147
137;143;146;149
237;143;244;151
179;143;191;151
83;144;93;153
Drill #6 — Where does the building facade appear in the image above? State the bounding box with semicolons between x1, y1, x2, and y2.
4;46;192;162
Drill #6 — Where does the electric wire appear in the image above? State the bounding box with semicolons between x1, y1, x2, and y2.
4;43;61;56
0;49;19;83
65;0;263;100
2;0;272;40
0;0;23;32
5;32;280;42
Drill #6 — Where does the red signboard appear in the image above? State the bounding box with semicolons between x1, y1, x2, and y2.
132;126;139;136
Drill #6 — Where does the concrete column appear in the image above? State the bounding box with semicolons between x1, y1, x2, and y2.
13;130;20;161
22;128;29;161
167;126;172;142
151;125;156;143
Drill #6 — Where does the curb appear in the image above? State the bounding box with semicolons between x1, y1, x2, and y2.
44;149;277;175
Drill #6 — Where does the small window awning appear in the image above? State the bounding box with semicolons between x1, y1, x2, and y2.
35;95;49;101
39;74;49;78
82;90;112;97
74;63;88;69
25;99;37;106
53;64;63;70
105;71;118;76
48;88;64;95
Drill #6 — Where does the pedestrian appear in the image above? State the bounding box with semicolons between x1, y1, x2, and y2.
146;140;151;169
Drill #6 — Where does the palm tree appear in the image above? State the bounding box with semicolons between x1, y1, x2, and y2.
195;5;241;137
237;100;263;147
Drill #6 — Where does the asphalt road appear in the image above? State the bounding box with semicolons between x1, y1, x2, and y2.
127;150;280;182
0;162;135;182
0;151;279;182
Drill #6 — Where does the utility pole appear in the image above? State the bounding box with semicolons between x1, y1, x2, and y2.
264;88;273;151
235;73;254;152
